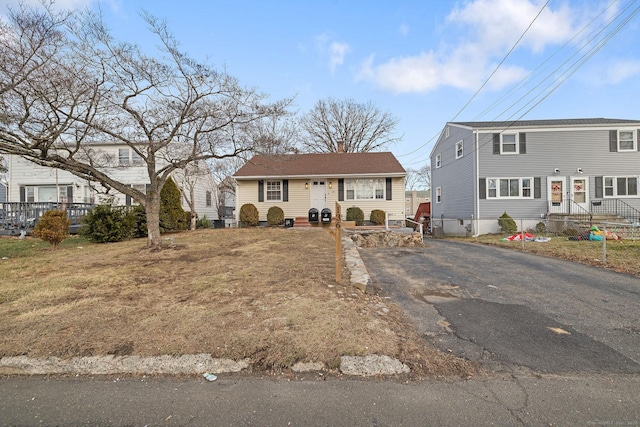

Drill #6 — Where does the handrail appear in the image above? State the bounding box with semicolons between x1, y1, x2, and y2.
590;198;640;224
405;218;423;236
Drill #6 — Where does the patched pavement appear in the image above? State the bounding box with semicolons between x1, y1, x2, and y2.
358;239;640;374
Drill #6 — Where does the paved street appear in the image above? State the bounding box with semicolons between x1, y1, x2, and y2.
1;375;639;426
359;238;640;374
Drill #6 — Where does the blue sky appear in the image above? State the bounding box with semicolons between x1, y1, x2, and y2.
2;0;639;170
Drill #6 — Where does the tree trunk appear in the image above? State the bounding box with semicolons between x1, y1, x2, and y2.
146;191;162;248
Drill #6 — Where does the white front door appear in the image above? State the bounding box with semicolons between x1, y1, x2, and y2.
310;180;326;210
547;177;565;214
571;176;589;212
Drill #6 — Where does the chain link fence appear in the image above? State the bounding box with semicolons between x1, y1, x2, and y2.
428;216;639;266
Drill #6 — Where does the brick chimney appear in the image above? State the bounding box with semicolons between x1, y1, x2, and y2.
337;139;344;153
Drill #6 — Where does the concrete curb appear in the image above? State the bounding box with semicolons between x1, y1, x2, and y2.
0;354;409;377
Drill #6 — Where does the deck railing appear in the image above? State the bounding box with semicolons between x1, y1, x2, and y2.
0;202;95;234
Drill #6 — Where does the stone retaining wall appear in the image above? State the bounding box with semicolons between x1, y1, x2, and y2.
345;230;424;248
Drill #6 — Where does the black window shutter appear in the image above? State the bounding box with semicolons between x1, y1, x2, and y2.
338;179;344;201
126;194;131;206
478;178;486;199
386;178;392;200
19;186;25;202
282;180;288;202
258;180;264;202
595;176;603;198
519;133;526;154
493;133;500;154
534;177;541;198
637;130;640;151
609;130;618;152
67;186;73;202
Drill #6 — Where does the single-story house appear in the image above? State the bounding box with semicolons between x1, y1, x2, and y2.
233;152;407;225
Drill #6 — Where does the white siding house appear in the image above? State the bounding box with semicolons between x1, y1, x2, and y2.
4;142;219;220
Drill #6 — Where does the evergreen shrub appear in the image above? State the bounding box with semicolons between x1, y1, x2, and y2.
239;203;259;226
32;210;71;248
267;206;285;226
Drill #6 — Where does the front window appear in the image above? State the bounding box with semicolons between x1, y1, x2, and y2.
266;180;281;201
618;131;636;151
456;140;463;159
119;148;130;166
487;178;533;199
131;150;144;166
605;176;638;197
501;134;518;154
345;179;385;200
436;187;442;203
206;191;212;207
435;153;442;168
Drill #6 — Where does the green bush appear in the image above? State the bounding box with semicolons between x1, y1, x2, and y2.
160;177;187;232
197;215;211;229
32;210;71;248
129;204;148;238
535;221;547;234
239;203;259;226
81;205;134;243
370;209;385;225
498;212;518;234
346;207;365;226
267;206;285;226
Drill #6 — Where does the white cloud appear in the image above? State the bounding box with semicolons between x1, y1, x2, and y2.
359;0;585;94
314;33;351;73
329;41;351;73
603;59;640;84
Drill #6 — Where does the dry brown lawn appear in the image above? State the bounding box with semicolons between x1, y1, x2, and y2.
455;234;640;277
0;228;475;378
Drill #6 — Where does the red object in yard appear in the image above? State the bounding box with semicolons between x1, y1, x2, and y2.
412;202;431;232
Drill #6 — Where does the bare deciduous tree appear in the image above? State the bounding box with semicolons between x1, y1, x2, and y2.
298;98;401;153
405;165;431;191
0;3;291;248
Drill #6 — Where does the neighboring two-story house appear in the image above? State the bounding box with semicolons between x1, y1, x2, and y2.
430;118;640;236
4;142;219;220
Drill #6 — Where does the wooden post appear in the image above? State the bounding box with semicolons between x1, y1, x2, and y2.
335;201;342;283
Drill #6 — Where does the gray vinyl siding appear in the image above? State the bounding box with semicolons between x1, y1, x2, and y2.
431;125;475;220
0;184;5;202
477;128;640;217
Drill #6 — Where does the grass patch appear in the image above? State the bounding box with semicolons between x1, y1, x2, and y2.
0;229;476;378
455;234;640;276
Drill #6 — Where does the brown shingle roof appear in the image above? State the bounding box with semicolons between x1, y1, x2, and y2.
233;152;406;179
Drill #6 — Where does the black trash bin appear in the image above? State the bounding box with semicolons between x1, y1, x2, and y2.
321;208;332;223
308;208;319;223
284;218;294;228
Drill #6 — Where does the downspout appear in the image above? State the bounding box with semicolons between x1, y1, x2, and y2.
474;129;480;237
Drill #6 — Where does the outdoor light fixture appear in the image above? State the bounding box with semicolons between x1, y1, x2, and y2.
577;168;583;174
554;168;560;174
329;182;333;189
305;182;309;189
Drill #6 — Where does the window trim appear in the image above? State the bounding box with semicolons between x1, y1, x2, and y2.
500;134;519;155
486;177;534;199
435;153;442;168
604;176;639;198
455;140;463;159
618;130;637;152
344;178;386;201
266;180;282;202
435;186;442;204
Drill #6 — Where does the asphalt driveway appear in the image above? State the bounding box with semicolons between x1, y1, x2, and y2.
358;239;640;374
